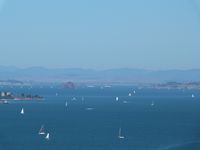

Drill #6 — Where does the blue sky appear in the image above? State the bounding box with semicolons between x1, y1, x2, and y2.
0;0;200;69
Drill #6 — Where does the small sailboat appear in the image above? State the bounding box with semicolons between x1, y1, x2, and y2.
20;108;24;114
192;94;195;98
128;93;131;97
72;97;76;101
38;125;45;135
133;90;136;94
151;101;154;106
123;100;128;104
118;128;125;139
116;97;119;101
45;133;50;140
65;101;68;107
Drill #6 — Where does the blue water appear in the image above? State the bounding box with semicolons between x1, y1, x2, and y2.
0;86;200;150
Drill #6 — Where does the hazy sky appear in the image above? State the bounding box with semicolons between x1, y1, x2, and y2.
0;0;200;69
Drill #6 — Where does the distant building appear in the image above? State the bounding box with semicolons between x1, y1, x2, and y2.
1;92;5;97
0;91;13;99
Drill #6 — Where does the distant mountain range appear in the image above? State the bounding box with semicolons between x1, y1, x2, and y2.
0;66;200;83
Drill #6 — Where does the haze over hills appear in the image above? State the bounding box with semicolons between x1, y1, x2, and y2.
0;66;200;83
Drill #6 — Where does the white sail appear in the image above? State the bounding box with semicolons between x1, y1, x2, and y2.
119;128;121;136
128;93;131;96
118;128;125;139
72;97;76;101
45;133;50;140
38;125;45;135
192;94;195;98
116;97;119;101
20;108;24;114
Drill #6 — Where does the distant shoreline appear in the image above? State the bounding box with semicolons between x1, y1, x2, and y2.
1;81;200;90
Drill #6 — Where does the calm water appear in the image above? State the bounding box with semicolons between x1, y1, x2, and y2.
0;86;200;150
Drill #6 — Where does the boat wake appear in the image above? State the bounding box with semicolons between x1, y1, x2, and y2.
158;140;200;150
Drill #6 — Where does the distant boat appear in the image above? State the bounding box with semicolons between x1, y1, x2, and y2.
151;101;154;106
133;90;136;94
118;128;125;139
116;97;119;101
85;108;94;111
192;94;195;98
104;85;111;88
38;125;45;135
4;100;8;104
0;100;9;104
72;97;76;101
128;93;132;96
65;101;68;107
45;133;50;140
87;85;95;88
20;108;24;114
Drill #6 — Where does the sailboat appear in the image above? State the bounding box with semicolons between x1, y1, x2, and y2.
192;94;195;98
151;101;154;106
45;133;50;140
72;97;76;101
20;108;24;114
118;128;125;139
65;101;68;107
116;97;119;101
38;125;45;135
128;93;132;96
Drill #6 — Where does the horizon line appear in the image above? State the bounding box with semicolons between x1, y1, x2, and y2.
0;65;200;72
